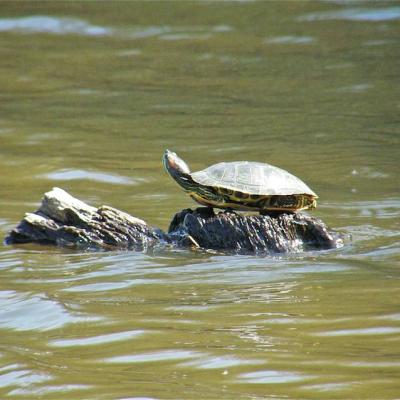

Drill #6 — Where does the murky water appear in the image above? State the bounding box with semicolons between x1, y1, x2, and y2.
0;1;399;399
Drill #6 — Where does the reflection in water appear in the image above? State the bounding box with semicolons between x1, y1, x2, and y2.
0;15;233;41
49;329;146;347
238;370;311;384
315;326;400;336
62;279;157;292
335;84;372;93
160;33;212;41
44;169;137;185
298;7;400;22
10;384;93;397
117;49;143;57
180;354;264;369
0;16;110;35
265;36;315;45
303;382;351;393
323;199;400;219
0;290;100;331
0;366;51;389
351;167;389;179
103;350;200;363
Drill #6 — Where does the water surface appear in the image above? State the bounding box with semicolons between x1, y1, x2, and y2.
0;1;399;399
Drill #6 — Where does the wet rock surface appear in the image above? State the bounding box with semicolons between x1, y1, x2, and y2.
5;188;342;254
169;208;341;255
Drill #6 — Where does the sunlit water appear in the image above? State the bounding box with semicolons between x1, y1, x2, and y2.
0;1;399;399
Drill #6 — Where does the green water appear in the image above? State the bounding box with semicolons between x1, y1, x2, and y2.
0;1;399;399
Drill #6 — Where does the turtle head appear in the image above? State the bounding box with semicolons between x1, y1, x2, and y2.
163;150;223;205
163;150;191;178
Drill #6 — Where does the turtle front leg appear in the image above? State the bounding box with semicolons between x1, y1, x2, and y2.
195;206;215;218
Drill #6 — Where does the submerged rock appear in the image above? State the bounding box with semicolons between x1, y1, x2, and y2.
5;187;342;254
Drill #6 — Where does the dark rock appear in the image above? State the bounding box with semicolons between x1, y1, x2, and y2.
4;188;164;251
5;188;343;254
168;208;342;255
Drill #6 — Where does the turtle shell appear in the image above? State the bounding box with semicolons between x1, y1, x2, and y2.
190;161;317;197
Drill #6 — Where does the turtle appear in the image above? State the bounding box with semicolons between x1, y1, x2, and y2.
162;149;318;214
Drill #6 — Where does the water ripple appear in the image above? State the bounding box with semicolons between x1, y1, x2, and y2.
303;382;351;392
10;384;92;396
49;329;146;347
336;84;372;93
0;16;110;35
238;369;312;384
0;366;51;389
103;349;200;364
315;326;400;337
298;7;400;22
347;361;400;368
0;290;100;331
0;15;234;41
160;33;212;41
180;354;264;369
62;279;158;293
43;169;139;185
323;199;400;219
265;35;314;44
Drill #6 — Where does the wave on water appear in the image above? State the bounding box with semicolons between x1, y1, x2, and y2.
264;35;315;45
49;329;146;347
0;290;100;331
103;349;200;364
43;169;140;185
298;7;400;22
238;369;312;384
0;367;52;394
0;16;110;36
322;199;400;219
0;15;234;41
